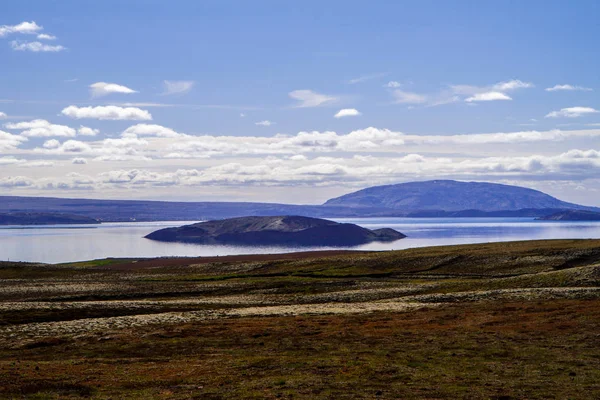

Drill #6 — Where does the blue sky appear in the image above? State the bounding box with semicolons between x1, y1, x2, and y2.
1;0;600;204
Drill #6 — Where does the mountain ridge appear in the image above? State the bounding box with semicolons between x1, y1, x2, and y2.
1;180;598;222
324;180;599;212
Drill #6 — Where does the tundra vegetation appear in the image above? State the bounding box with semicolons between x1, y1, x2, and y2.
1;240;600;399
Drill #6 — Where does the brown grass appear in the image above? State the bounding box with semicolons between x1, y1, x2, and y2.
1;300;599;399
2;239;600;398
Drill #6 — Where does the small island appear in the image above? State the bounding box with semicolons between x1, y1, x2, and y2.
145;215;406;246
0;212;100;225
537;210;600;221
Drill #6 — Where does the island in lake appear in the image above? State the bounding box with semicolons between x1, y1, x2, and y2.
145;215;406;246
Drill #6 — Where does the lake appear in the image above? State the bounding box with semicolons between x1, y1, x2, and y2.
2;218;600;263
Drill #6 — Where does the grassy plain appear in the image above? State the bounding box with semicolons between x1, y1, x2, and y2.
1;239;600;399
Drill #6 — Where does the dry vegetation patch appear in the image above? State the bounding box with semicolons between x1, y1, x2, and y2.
2;239;600;398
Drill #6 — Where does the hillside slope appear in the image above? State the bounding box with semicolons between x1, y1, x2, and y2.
324;180;598;212
0;213;99;225
537;210;600;221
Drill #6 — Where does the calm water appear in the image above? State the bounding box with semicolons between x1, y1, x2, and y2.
2;218;600;263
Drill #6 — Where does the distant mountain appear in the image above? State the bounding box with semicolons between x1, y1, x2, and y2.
0;212;99;225
1;180;598;222
537;210;600;221
0;196;392;222
404;208;571;218
323;180;599;212
145;216;406;246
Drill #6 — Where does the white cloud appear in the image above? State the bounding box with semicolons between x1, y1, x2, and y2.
465;91;512;102
0;21;43;37
0;176;33;188
162;80;195;95
112;102;175;108
546;84;593;92
449;79;532;103
491;80;534;91
72;158;88;165
54;140;93;153
392;90;428;104
36;33;56;40
289;90;337;108
10;41;65;52
61;105;152;121
5;119;76;137
0;112;6;119
240;113;246;117
334;108;361;118
94;154;151;162
123;124;182;138
347;73;386;84
384;81;402;88
78;126;99;136
452;80;533;96
43;139;60;149
90;82;137;97
21;161;54;168
255;120;274;126
0;156;25;165
545;107;599;118
36;139;95;155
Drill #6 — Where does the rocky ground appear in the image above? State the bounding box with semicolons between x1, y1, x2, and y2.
1;239;600;399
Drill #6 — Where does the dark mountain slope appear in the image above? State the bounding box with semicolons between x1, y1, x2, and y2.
0;196;391;222
537;210;600;221
0;213;99;225
324;180;599;212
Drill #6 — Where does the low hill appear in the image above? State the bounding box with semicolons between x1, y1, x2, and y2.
0;213;99;225
324;180;598;212
537;210;600;221
0;196;390;222
145;215;406;246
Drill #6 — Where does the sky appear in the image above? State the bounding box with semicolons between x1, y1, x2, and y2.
1;0;600;205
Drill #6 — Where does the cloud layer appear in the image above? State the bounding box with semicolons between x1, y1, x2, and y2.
3;117;600;203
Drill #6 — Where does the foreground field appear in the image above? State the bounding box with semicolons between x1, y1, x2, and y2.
1;239;600;399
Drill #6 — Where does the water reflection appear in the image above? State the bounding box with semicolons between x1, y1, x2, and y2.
1;218;600;263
